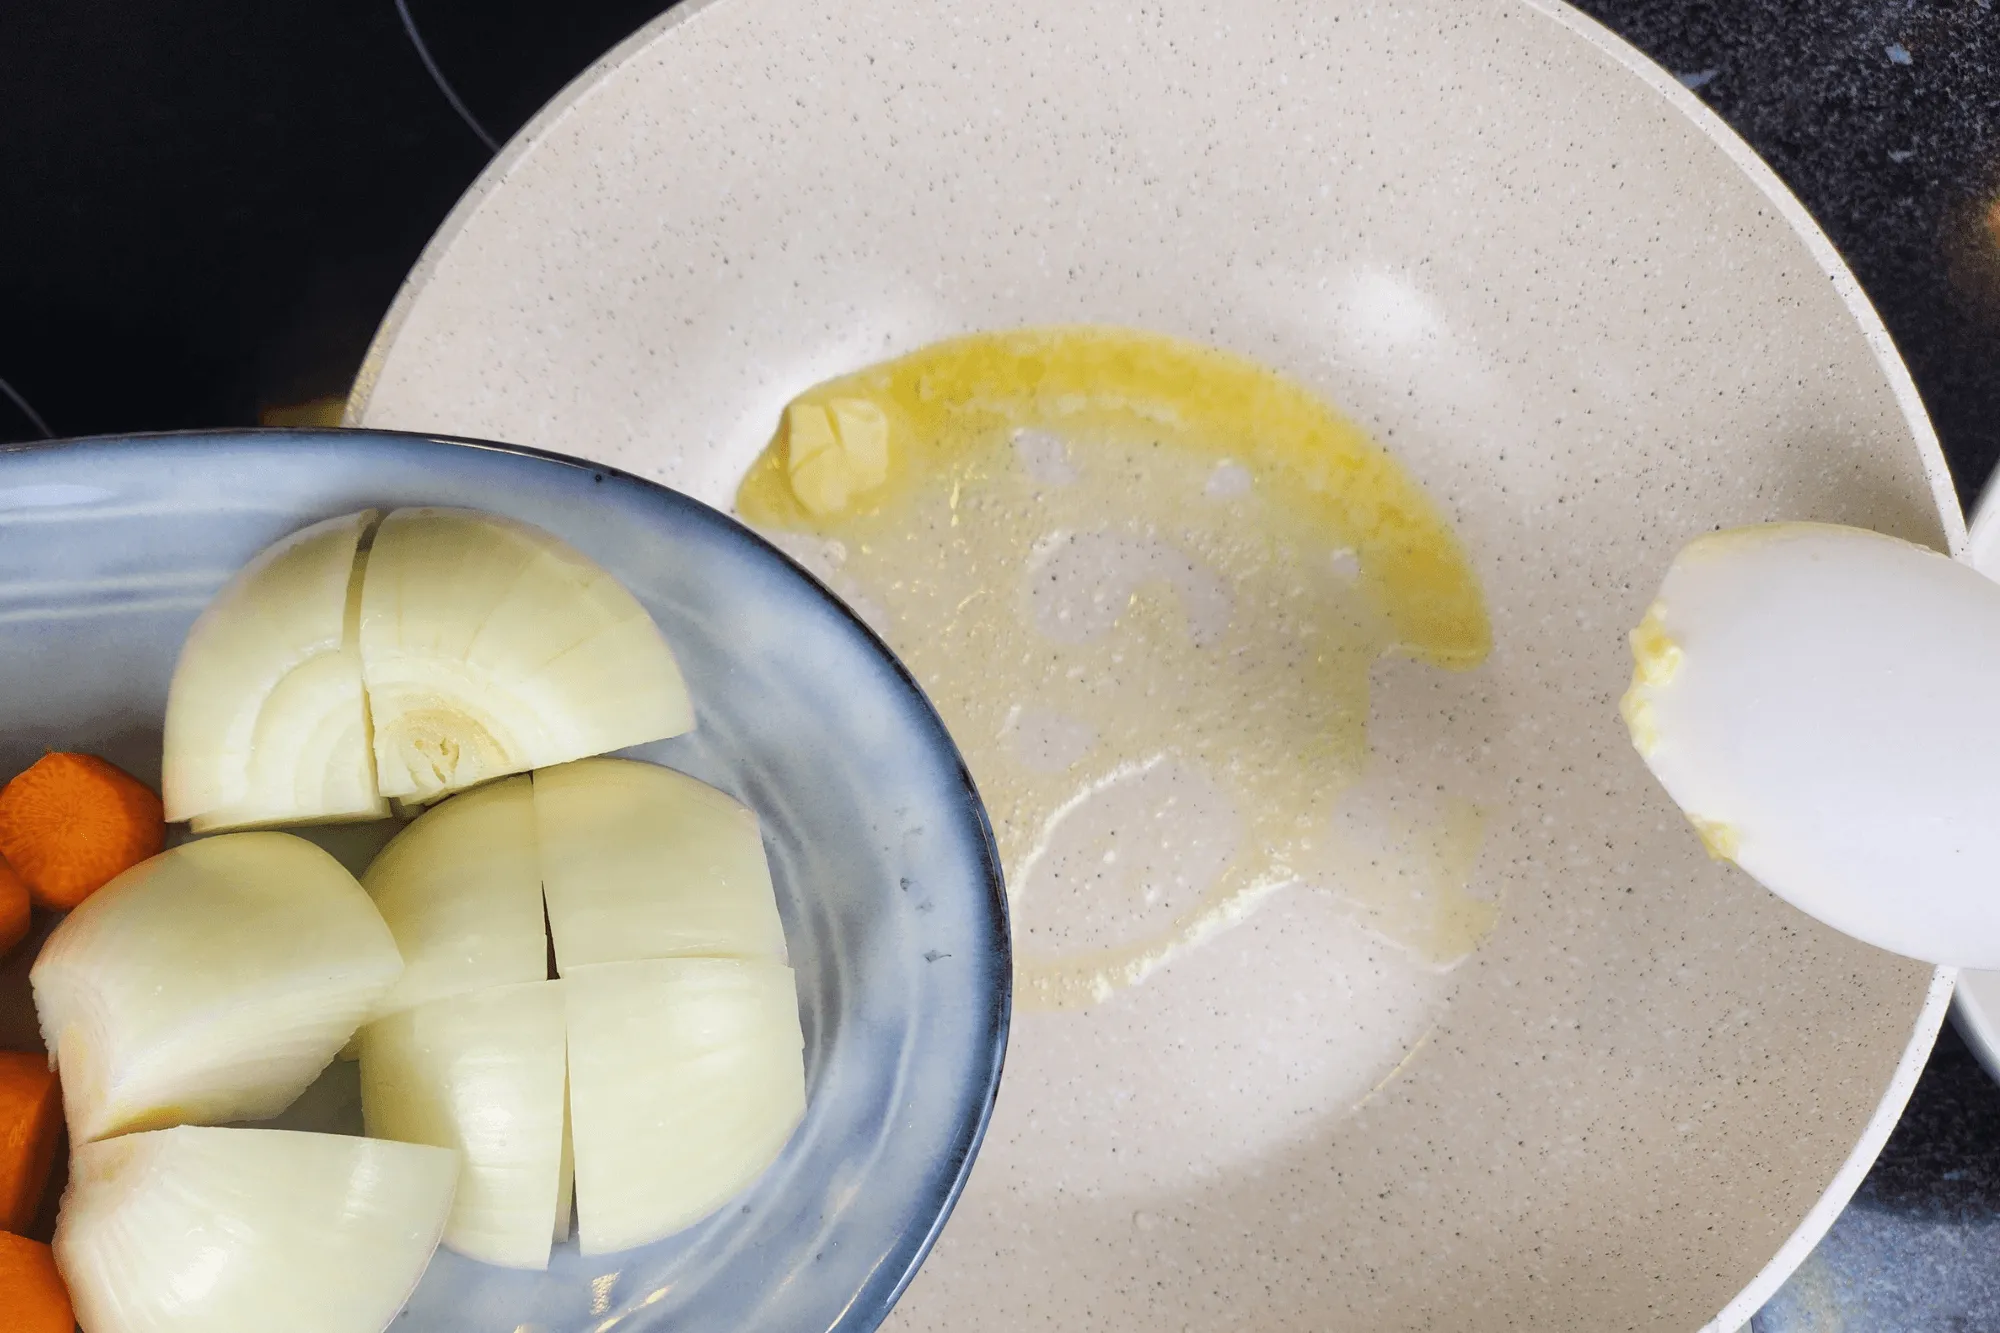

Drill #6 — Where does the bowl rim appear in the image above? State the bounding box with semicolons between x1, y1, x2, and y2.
0;423;1014;1332
342;0;1962;1321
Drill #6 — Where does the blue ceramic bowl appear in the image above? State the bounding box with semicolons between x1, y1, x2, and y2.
0;429;1009;1333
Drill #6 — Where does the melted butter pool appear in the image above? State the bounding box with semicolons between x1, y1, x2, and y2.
738;326;1497;1012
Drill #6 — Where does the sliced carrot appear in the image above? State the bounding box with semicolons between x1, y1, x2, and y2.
0;752;165;911
0;1232;73;1333
0;1052;60;1234
0;856;26;957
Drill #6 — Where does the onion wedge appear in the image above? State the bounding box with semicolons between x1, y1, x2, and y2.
359;508;693;802
30;833;402;1142
361;775;545;1019
162;510;386;831
359;981;568;1269
565;957;805;1254
537;758;785;971
56;1125;455;1333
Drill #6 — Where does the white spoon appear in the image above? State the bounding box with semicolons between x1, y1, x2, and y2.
1622;520;2000;968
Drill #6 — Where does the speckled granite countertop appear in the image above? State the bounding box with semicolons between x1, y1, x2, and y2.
2;2;1998;1328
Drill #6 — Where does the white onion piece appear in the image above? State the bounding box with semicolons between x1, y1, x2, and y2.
362;775;546;1018
163;510;387;830
358;981;568;1270
359;507;693;801
537;759;786;971
56;1125;455;1333
565;958;805;1254
30;833;403;1143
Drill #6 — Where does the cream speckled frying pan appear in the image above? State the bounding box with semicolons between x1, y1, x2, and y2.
351;1;1957;1326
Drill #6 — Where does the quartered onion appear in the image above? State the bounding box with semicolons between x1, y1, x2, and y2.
30;832;402;1142
162;510;386;832
361;775;545;1020
359;508;694;802
358;980;568;1270
564;957;805;1254
536;758;786;972
55;1125;456;1333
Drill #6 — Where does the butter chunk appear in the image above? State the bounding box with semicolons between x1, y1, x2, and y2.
785;398;889;515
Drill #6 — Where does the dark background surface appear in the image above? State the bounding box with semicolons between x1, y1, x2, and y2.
3;2;2000;1326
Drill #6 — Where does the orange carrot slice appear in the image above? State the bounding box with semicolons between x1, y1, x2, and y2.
0;1052;60;1234
0;857;26;957
0;753;165;911
0;1232;74;1333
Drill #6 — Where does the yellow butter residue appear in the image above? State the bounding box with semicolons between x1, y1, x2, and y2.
1688;815;1741;863
1620;601;1680;757
1621;690;1663;758
1628;604;1682;687
737;326;1497;1008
